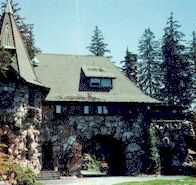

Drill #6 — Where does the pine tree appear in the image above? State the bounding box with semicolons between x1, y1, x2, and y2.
21;24;41;60
138;28;162;98
162;13;192;109
0;47;12;77
121;48;138;85
87;26;111;58
1;0;41;59
187;31;196;110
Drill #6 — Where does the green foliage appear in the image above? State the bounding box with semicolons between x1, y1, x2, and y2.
0;48;12;77
148;125;161;174
34;183;44;185
187;31;196;111
138;28;162;99
87;26;111;58
5;163;37;185
121;48;138;85
161;12;193;110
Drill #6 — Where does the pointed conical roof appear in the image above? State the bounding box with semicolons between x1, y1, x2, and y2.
0;0;43;86
5;0;13;14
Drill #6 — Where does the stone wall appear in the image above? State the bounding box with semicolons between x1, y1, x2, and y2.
152;120;195;174
41;105;195;176
0;81;43;174
40;106;149;175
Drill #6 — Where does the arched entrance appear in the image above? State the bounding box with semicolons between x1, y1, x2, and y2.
42;141;54;170
1;135;9;154
83;135;125;176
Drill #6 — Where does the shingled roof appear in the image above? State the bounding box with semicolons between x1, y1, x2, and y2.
0;0;43;86
35;53;160;103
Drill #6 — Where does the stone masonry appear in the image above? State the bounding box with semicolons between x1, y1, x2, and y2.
0;81;43;174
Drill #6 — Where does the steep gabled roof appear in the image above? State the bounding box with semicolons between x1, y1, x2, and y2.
0;0;43;86
35;53;160;103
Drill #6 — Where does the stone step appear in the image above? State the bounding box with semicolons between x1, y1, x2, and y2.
37;170;61;180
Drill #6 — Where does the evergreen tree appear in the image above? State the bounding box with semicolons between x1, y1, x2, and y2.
0;47;12;77
138;28;162;98
187;31;196;110
1;0;41;59
162;13;192;109
87;26;111;58
121;48;138;85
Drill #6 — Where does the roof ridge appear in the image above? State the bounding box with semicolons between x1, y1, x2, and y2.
38;53;107;58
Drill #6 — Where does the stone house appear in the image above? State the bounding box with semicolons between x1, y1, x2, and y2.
0;0;195;176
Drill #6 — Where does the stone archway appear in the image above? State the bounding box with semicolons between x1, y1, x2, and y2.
83;135;125;175
61;114;146;176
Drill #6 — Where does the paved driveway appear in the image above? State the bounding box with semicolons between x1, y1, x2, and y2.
39;175;186;185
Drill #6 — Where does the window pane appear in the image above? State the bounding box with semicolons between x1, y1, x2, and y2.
84;106;89;114
97;106;102;114
101;79;112;88
90;78;101;87
56;105;61;113
103;106;108;114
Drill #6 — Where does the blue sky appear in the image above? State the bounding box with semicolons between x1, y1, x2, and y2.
5;0;196;66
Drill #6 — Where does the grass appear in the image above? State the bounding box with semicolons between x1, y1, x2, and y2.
34;182;44;185
114;177;196;185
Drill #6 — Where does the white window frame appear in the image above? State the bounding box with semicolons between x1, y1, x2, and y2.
84;106;90;114
97;106;103;114
103;106;108;114
56;105;61;114
97;106;108;114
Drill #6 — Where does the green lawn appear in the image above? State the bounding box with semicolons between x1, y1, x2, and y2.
114;178;196;185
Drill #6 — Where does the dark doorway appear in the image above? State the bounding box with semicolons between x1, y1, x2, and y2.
1;135;9;154
42;141;54;170
83;135;125;176
160;149;174;175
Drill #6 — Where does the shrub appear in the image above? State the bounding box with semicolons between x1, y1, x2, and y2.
147;125;161;174
6;163;37;185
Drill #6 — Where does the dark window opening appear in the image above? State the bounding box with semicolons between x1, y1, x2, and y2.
29;88;35;107
1;135;9;154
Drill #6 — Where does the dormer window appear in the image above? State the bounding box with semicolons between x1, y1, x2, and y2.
101;79;112;88
90;78;101;87
80;66;116;92
89;78;112;89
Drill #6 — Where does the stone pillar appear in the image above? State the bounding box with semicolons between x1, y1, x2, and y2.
124;110;148;175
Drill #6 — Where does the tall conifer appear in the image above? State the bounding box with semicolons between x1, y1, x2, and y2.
121;48;138;85
87;26;111;58
162;13;192;109
138;28;162;98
